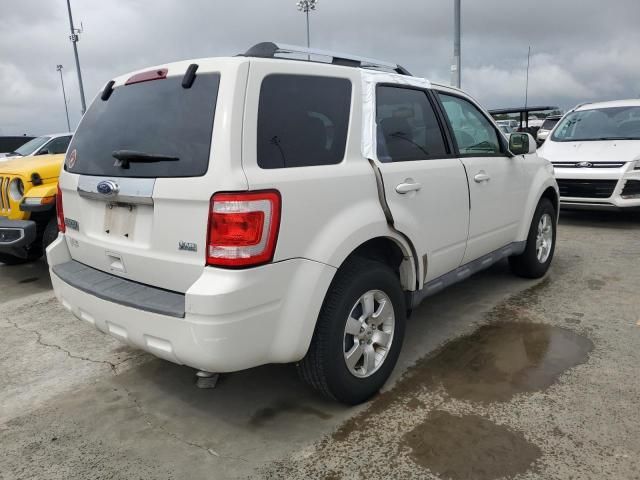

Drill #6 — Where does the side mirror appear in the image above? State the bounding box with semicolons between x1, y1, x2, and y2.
509;133;536;155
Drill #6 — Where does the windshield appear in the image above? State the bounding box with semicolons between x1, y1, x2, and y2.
13;136;50;156
541;118;559;130
66;73;219;178
551;106;640;141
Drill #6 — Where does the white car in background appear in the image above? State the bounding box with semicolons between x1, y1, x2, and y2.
0;133;73;160
536;115;561;143
539;99;640;210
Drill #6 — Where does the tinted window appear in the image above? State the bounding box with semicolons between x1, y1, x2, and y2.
376;87;447;162
438;94;501;155
42;135;72;154
66;73;219;177
541;118;559;130
257;75;351;169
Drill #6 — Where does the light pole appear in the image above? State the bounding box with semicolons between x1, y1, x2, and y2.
56;65;71;132
65;0;87;114
296;0;318;49
451;0;461;88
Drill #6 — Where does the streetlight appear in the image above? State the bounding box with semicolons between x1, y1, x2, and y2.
56;65;71;132
65;0;87;114
451;0;461;88
296;0;318;49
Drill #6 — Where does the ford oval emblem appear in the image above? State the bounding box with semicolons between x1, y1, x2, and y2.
576;161;593;168
96;180;119;196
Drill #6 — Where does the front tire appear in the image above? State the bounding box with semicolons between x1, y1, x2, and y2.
509;198;556;278
298;256;406;405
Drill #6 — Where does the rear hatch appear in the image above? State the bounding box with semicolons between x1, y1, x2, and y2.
60;59;248;293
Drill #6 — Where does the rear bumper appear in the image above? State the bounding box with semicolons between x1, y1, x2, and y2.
47;235;336;372
0;217;37;257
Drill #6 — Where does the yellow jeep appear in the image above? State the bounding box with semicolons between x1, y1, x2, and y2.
0;154;63;264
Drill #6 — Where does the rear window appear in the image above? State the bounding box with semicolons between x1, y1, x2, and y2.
257;74;352;169
66;73;219;178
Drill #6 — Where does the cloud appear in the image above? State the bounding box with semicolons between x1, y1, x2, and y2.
1;0;639;134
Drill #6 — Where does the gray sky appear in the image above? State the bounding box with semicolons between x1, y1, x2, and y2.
2;0;639;135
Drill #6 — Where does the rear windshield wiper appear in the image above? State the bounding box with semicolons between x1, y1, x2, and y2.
112;150;179;169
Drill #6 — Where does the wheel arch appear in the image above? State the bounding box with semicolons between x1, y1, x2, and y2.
336;235;417;292
517;172;560;241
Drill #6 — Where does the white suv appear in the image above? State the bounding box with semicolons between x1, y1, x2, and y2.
48;43;558;404
539;100;640;210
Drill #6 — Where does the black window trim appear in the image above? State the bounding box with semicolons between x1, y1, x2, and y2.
257;72;354;169
374;83;456;162
433;90;511;159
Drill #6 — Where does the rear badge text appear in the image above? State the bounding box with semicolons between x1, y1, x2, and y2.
179;241;198;252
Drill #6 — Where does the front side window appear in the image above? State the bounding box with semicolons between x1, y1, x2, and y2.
257;74;351;169
438;94;501;155
376;86;447;162
551;106;640;142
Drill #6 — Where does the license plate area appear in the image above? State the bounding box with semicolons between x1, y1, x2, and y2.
104;202;136;240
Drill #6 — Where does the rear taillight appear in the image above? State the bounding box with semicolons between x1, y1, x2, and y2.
56;185;65;233
207;191;281;267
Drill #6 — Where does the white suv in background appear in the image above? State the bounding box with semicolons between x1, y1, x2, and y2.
48;43;558;404
539;100;640;210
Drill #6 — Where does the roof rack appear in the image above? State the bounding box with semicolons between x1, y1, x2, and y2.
241;42;412;76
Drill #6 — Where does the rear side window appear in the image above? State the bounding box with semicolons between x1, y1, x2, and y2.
66;73;219;178
376;86;448;162
257;75;351;169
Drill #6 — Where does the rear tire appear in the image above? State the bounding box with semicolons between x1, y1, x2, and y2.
42;218;59;253
509;198;556;278
298;256;406;405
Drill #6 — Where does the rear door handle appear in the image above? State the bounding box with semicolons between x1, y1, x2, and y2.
396;182;422;194
474;172;490;183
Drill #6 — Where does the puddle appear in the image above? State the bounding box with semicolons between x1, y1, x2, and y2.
402;410;541;480
334;319;593;440
249;400;331;427
423;321;594;403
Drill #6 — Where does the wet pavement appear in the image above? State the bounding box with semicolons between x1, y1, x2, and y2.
1;210;640;479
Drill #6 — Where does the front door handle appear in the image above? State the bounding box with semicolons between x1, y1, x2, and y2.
396;181;422;194
474;172;490;183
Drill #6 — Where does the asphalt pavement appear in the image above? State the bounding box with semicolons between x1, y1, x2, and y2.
1;211;638;479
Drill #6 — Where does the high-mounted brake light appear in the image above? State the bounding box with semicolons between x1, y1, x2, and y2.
207;191;281;267
56;184;65;233
125;68;168;85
